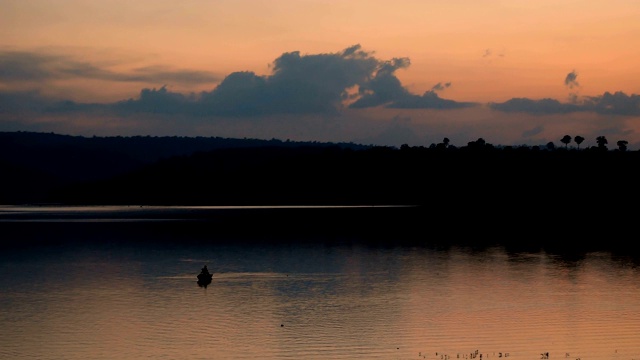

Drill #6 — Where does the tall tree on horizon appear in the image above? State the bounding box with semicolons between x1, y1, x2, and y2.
561;135;572;149
596;136;608;150
617;140;628;151
574;135;585;149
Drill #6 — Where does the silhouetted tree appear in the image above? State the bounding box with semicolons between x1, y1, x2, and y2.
574;135;585;149
561;135;572;149
467;138;485;148
435;137;450;150
596;136;608;150
546;142;556;151
617;140;628;151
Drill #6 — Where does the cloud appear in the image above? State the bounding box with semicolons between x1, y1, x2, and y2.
0;90;52;112
349;58;474;110
489;98;581;114
194;44;381;116
383;82;475;110
565;70;579;89
1;45;477;117
429;82;451;93
115;45;473;116
0;51;54;82
0;50;219;84
348;57;411;108
489;91;640;116
387;92;476;109
114;85;192;115
4;45;640;149
582;91;640;116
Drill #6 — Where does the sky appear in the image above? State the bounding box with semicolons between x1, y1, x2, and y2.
1;0;640;149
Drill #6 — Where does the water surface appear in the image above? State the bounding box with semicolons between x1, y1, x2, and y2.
1;207;639;360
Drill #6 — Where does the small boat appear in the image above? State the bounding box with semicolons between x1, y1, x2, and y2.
197;265;213;287
197;272;213;283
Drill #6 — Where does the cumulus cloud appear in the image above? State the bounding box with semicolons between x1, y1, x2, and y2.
348;57;411;108
195;45;381;115
114;45;474;116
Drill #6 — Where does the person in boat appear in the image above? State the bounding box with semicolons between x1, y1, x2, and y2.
201;265;210;275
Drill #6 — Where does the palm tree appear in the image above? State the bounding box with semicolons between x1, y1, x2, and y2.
617;140;628;151
596;136;608;150
574;135;585;149
560;135;572;149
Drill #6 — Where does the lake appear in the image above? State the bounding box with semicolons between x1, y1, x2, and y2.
1;206;639;360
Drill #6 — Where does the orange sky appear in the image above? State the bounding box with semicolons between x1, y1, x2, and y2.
2;0;640;148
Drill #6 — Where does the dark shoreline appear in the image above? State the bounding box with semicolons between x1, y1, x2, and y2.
0;205;636;255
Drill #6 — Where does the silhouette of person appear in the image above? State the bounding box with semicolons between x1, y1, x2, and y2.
201;265;209;275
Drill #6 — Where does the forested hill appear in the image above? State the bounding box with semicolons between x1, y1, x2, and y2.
1;131;639;212
0;131;369;203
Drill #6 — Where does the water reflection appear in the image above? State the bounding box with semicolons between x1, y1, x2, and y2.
1;237;640;360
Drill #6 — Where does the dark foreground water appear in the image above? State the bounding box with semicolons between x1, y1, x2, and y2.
1;206;640;360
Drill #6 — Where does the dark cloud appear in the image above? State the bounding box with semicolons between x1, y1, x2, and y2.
489;91;640;116
114;86;192;115
387;91;476;109
0;51;61;82
262;46;379;113
1;46;477;117
384;81;476;109
349;58;473;110
196;71;268;116
348;58;411;108
0;90;51;112
192;45;380;116
489;98;581;114
0;50;219;84
115;45;473;115
582;91;640;116
565;70;579;89
0;89;107;114
429;82;451;93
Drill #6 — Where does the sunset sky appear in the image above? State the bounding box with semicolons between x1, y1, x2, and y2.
2;0;640;149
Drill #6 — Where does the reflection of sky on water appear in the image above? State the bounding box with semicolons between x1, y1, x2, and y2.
1;240;640;359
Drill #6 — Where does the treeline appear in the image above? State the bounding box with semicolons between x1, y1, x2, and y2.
1;131;639;209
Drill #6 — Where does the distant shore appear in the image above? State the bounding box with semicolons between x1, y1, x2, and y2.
0;204;637;254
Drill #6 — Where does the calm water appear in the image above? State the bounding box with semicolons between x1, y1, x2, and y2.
1;207;640;360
